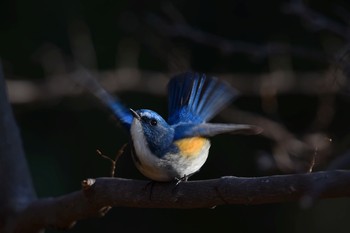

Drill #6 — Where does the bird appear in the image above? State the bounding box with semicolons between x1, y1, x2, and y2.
76;71;262;182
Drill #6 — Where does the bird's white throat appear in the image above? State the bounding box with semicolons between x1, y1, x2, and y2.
130;119;168;179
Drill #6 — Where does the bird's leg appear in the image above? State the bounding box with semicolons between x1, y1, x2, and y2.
175;170;200;185
171;175;190;194
175;175;189;186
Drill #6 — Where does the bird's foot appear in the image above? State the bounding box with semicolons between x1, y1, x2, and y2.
174;175;189;186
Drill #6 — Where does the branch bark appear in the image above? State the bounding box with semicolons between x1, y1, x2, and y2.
11;170;350;232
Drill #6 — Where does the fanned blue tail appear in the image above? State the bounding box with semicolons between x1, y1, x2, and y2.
167;72;236;125
73;69;133;130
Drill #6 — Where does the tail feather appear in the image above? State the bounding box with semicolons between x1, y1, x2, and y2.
196;78;215;115
189;75;205;111
168;72;236;125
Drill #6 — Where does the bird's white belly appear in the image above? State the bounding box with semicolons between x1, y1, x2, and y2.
133;142;210;182
130;120;211;181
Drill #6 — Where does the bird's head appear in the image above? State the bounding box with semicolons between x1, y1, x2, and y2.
129;109;175;157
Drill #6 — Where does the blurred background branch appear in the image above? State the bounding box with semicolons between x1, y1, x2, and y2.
5;69;344;105
0;65;38;232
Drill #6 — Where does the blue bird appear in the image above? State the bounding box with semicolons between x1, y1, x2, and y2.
76;71;262;182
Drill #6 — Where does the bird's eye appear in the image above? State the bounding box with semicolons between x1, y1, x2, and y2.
150;119;157;126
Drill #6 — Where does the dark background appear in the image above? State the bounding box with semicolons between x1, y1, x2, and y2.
1;0;350;232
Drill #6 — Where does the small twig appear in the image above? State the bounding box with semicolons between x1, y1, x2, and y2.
96;143;127;177
96;149;115;176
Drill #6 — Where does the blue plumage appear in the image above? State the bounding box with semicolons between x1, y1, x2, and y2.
73;69;133;129
167;72;237;125
108;101;133;129
76;70;261;181
173;122;261;140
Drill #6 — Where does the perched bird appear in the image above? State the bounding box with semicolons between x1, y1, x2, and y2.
76;71;261;182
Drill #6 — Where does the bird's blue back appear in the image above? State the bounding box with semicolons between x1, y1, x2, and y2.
167;72;236;125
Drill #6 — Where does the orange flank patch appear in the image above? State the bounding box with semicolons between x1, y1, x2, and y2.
174;137;208;158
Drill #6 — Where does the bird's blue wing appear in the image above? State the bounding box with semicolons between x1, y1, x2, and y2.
167;72;236;125
74;70;133;130
174;123;262;140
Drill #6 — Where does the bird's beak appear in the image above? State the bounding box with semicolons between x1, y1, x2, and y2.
129;108;141;120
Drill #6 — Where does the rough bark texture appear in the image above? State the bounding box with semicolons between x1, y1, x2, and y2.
10;170;350;232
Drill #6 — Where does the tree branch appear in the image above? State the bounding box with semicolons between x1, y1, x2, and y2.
10;170;350;232
2;64;350;232
0;63;38;232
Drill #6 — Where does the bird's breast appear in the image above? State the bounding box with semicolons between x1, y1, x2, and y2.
174;137;209;158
